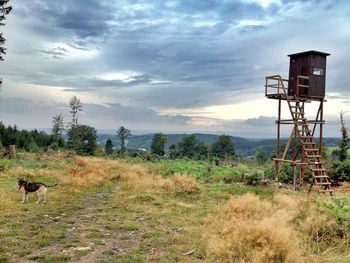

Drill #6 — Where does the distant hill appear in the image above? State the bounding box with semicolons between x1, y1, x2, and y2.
97;132;341;156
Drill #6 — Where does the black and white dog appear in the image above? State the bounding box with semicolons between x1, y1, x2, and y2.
17;177;56;203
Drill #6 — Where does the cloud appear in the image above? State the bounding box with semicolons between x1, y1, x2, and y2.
0;0;349;135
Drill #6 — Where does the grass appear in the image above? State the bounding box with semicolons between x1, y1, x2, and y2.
0;153;349;262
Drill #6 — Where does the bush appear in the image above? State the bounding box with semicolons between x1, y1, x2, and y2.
244;171;264;186
0;159;12;171
333;160;350;181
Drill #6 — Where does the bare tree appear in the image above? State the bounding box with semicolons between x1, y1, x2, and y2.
69;96;82;127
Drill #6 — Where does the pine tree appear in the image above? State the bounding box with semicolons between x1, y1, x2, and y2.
339;111;349;162
105;139;114;156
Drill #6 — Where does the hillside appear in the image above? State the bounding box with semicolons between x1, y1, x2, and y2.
98;133;341;156
98;133;255;155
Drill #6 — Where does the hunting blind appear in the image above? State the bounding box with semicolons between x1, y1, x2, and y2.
264;50;332;193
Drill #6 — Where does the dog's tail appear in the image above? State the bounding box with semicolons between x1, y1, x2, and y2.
47;184;58;188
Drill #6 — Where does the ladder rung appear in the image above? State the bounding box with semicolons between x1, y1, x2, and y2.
318;189;333;192
316;182;331;185
303;142;315;145
309;161;325;165
314;175;329;178
307;155;322;158
305;148;319;151
312;168;326;171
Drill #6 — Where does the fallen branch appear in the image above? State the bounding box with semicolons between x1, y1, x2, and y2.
183;249;196;256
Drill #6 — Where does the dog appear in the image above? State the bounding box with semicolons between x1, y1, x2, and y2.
17;177;56;204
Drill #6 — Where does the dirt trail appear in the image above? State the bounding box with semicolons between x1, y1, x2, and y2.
14;184;143;263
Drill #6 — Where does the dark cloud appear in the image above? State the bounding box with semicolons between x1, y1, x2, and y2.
0;0;349;134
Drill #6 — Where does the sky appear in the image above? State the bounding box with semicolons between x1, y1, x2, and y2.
0;0;349;137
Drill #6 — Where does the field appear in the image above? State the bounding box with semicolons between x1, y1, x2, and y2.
1;153;350;263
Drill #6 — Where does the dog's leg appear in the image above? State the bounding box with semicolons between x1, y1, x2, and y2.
43;187;47;203
36;186;47;204
36;192;41;204
42;187;47;203
22;192;27;203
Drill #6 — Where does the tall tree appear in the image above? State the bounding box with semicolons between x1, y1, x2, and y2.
211;135;235;159
105;138;114;156
0;0;12;89
151;133;167;156
117;126;131;152
52;114;64;138
339;111;349;162
69;96;82;127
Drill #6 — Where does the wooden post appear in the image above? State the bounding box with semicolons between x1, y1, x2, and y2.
319;100;324;155
293;129;297;190
275;98;282;182
277;99;281;158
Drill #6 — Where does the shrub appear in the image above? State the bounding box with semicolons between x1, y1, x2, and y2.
244;171;264;186
0;159;12;171
162;173;199;194
334;160;350;181
203;193;307;262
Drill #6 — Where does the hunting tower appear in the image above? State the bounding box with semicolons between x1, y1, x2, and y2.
265;50;332;193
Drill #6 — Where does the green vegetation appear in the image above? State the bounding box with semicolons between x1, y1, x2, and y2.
104;138;114;156
151;133;167;156
339;111;349;162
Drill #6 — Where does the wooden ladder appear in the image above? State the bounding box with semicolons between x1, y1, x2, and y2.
276;76;333;193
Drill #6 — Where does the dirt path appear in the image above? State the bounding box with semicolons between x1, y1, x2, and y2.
12;184;145;263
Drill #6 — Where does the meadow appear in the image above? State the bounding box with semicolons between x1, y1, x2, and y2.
0;153;350;263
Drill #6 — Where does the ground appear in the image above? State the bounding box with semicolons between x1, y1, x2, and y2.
0;153;349;262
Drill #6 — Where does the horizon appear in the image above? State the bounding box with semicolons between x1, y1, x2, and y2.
0;0;349;137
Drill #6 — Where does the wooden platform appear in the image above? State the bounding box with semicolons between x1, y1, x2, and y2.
266;93;325;102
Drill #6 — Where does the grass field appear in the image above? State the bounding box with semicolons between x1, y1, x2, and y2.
0;153;350;262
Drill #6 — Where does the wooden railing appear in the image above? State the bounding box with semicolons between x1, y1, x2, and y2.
264;75;288;97
296;75;309;97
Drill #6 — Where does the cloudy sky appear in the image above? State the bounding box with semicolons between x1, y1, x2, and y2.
0;0;349;137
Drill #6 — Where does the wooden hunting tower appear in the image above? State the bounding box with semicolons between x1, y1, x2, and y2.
288;50;330;98
264;50;332;193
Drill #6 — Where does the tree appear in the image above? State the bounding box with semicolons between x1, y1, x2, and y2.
256;151;269;164
175;134;209;159
211;135;235;159
151;133;167;156
339;111;349;162
117;126;131;153
0;0;12;88
105;138;114;156
177;134;197;158
52;114;64;138
69;96;82;127
67;124;97;155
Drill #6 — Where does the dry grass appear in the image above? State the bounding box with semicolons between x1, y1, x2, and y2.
202;193;311;263
1;154;349;262
0;190;17;216
162;173;199;194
